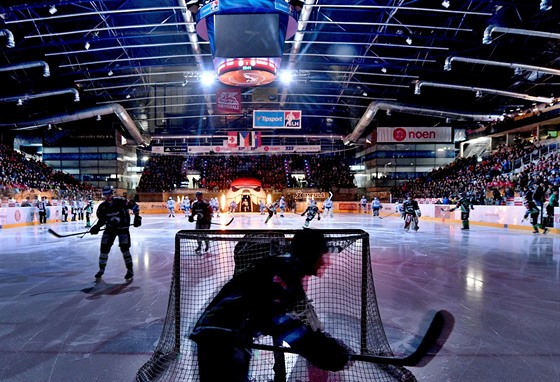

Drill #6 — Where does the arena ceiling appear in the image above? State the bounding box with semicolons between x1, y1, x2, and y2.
0;1;559;148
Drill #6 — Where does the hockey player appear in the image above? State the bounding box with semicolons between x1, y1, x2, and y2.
524;199;548;234
359;195;368;214
181;197;191;217
301;199;321;228
77;198;85;221
229;199;237;214
323;191;333;218
37;196;48;224
84;199;94;228
395;199;404;219
402;195;421;231
61;200;68;222
279;195;286;217
371;196;382;217
264;200;280;224
210;197;220;218
259;199;266;215
167;197;176;218
70;199;77;221
190;230;352;382
189;191;213;253
449;193;474;230
90;186;142;281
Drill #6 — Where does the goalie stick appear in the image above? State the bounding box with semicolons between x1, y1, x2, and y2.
252;309;454;367
378;212;398;219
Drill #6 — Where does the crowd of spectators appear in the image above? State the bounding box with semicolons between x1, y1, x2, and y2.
136;153;356;193
0;143;95;201
391;139;560;205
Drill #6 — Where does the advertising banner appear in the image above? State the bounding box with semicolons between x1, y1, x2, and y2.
187;145;320;154
253;110;302;129
377;127;452;143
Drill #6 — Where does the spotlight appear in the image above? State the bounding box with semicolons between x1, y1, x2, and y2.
441;0;450;8
475;90;483;98
84;41;90;50
107;70;113;76
414;82;421;95
406;37;413;45
16;98;23;106
126;93;131;99
540;0;552;11
96;115;102;121
49;5;57;15
381;67;387;73
386;109;392;116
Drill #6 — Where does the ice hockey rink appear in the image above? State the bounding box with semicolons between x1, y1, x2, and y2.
0;211;558;382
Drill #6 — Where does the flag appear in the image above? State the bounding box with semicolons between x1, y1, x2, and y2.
238;131;252;147
227;131;238;147
252;131;262;147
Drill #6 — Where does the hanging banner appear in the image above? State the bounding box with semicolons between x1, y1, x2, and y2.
377;127;452;143
253;110;301;129
216;87;242;114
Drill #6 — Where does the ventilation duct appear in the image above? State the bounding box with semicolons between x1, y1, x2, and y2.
343;101;501;145
444;56;560;77
0;29;15;48
0;60;50;77
0;104;151;146
0;88;80;104
483;25;560;45
414;81;554;104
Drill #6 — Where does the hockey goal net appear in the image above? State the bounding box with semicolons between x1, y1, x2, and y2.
136;229;415;382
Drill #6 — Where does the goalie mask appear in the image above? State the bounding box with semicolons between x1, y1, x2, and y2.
291;229;329;276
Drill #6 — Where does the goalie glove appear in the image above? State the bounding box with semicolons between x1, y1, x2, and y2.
90;225;101;235
133;215;142;227
317;215;321;221
188;215;194;223
415;210;422;217
301;213;306;216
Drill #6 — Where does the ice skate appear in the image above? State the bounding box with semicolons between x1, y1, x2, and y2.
125;270;134;281
94;270;104;280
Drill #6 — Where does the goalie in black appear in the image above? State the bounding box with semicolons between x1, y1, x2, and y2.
301;199;321;228
190;230;352;382
402;195;421;232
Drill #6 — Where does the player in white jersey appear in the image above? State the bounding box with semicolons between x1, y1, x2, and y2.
322;191;333;218
167;197;176;217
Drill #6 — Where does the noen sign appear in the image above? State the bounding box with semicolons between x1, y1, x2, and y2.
377;127;452;143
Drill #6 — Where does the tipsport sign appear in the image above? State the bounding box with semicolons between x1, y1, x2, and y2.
253;110;302;129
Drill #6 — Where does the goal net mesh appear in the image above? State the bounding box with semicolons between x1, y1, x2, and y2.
136;229;415;382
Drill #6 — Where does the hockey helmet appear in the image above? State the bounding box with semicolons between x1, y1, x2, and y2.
102;186;114;195
169;197;173;200
196;191;203;197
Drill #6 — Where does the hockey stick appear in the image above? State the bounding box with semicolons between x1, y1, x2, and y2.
78;218;97;239
210;217;234;227
48;227;105;238
251;309;454;367
378;212;398;219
